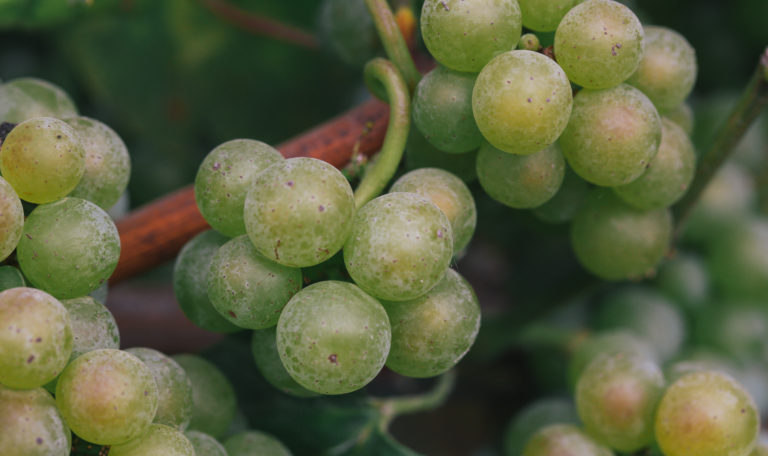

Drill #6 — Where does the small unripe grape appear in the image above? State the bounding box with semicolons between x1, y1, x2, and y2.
518;33;541;51
172;354;236;438
251;326;317;397
522;423;613;456
518;0;578;32
0;385;71;456
185;430;228;456
110;423;195;456
224;430;292;456
0;176;24;262
0;77;77;123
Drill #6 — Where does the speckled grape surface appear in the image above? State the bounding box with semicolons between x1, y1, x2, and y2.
208;235;302;329
518;0;578;32
251;326;317;397
61;296;119;361
560;84;661;187
277;281;391;395
421;0;522;73
0;176;24;261
473;50;573;155
172;354;236;438
110;424;195;456
224;430;292;456
0;385;70;456
17;197;120;299
244;157;354;267
383;269;480;378
195;139;283;237
0;117;84;204
185;430;228;456
344;192;453;301
56;349;159;445
522;424;614;456
0;77;78;123
390;168;476;252
554;0;644;89
0;287;72;389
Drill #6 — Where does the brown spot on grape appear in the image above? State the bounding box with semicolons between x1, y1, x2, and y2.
328;354;338;364
318;205;325;212
27;355;35;363
36;437;43;445
212;162;221;170
228;310;237;318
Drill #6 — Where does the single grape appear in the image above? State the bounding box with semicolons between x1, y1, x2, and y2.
420;0;522;73
276;281;391;395
518;33;542;51
655;253;710;310
317;0;379;67
17;197;120;299
503;398;579;456
554;0;644;89
708;217;768;301
0;385;71;456
208;235;302;329
60;296;119;360
518;0;578;32
195;139;283;237
251;326;318;397
0;177;23;262
185;430;228;456
522;423;614;456
404;128;478;182
568;330;656;388
55;349;159;445
532;166;590;223
664;102;694;135
244;157;355;268
224;430;292;456
110;423;195;456
0;265;25;291
473;50;572;155
0;77;78;123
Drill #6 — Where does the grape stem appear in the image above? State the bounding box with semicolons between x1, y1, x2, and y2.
672;46;768;238
365;0;422;92
370;370;457;430
353;58;411;208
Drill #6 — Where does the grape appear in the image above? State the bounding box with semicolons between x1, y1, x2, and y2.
0;287;72;389
665;102;694;135
518;0;578;32
522;423;614;456
195;139;283;237
390;168;477;252
472;50;573;155
0;77;77;123
0;176;23;261
0;385;70;456
420;0;522;73
55;349;159;445
626;26;697;112
568;330;655;388
224;430;292;456
126;347;193;431
0;265;25;291
276;280;391;395
575;352;664;452
476;142;565;209
560;84;661;187
754;437;768;456
613;118;696;209
173;230;240;333
185;430;228;456
110;423;195;456
17;197;120;299
412;65;482;154
404;128;478;182
532;166;590;223
518;33;542;51
343;192;453;301
244;157;354;268
61;296;119;360
317;0;379;67
571;190;671;280
708;217;768;300
554;0;644;89
251;326;317;397
655;253;710;310
383;269;479;378
504;398;579;456
694;303;768;360
172;354;237;438
655;370;759;456
208;235;302;329
0;117;85;204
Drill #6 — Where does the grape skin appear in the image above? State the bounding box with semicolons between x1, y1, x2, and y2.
0;176;24;262
0;77;78;123
224;430;292;456
110;423;195;456
503;398;579;456
185;430;228;456
61;295;120;361
251;326;318;398
518;0;578;32
522;423;614;456
0;385;71;456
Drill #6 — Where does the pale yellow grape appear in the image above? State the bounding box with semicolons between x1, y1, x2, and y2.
110;423;195;456
0;385;70;456
0;176;23;261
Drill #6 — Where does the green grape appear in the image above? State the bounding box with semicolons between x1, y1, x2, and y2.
575;352;664;452
655;370;759;456
185;430;228;456
0;287;72;389
224;430;292;456
0;385;71;456
0;77;77;123
251;326;318;397
56;349;159;445
195;139;283;237
172;354;236;438
568;330;655;388
390;168;477;252
244;157;354;268
17;197;120;299
383;269;480;378
208;235;302;329
0;177;23;262
664;102;694;135
518;33;542;51
532;166;590;223
343;192;453;301
412;65;482;154
560;84;662;187
61;296;119;360
173;230;240;333
694;304;768;360
0;265;25;291
504;398;579;456
626;26;697;112
473;50;573;155
64;116;131;210
89;282;109;304
110;423;195;456
420;0;522;73
554;0;644;89
708;217;768;300
518;0;578;32
0;117;85;204
570;190;671;280
655;253;710;310
317;0;379;67
276;281;391;395
404;128;478;182
522;423;614;456
126;347;193;431
477;142;565;209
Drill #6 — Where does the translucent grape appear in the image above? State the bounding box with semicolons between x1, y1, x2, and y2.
195;139;283;237
110;423;195;456
473;50;573;155
420;0;522;73
208;235;302;329
390;168;477;252
17;197;120;299
404;128;478;182
0;117;85;204
55;349;159;445
568;330;656;388
0;77;77;123
0;176;23;261
532;167;590;223
0;265;25;291
224;430;292;456
655;253;710;310
172;354;236;438
0;385;70;456
477;142;565;209
554;0;644;89
694;304;768;360
708;217;768;301
244;157;354;267
518;0;578;32
503;398;579;456
276;281;391;395
343;192;453;301
185;430;228;456
251;326;317;397
522;423;614;456
61;296;119;360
